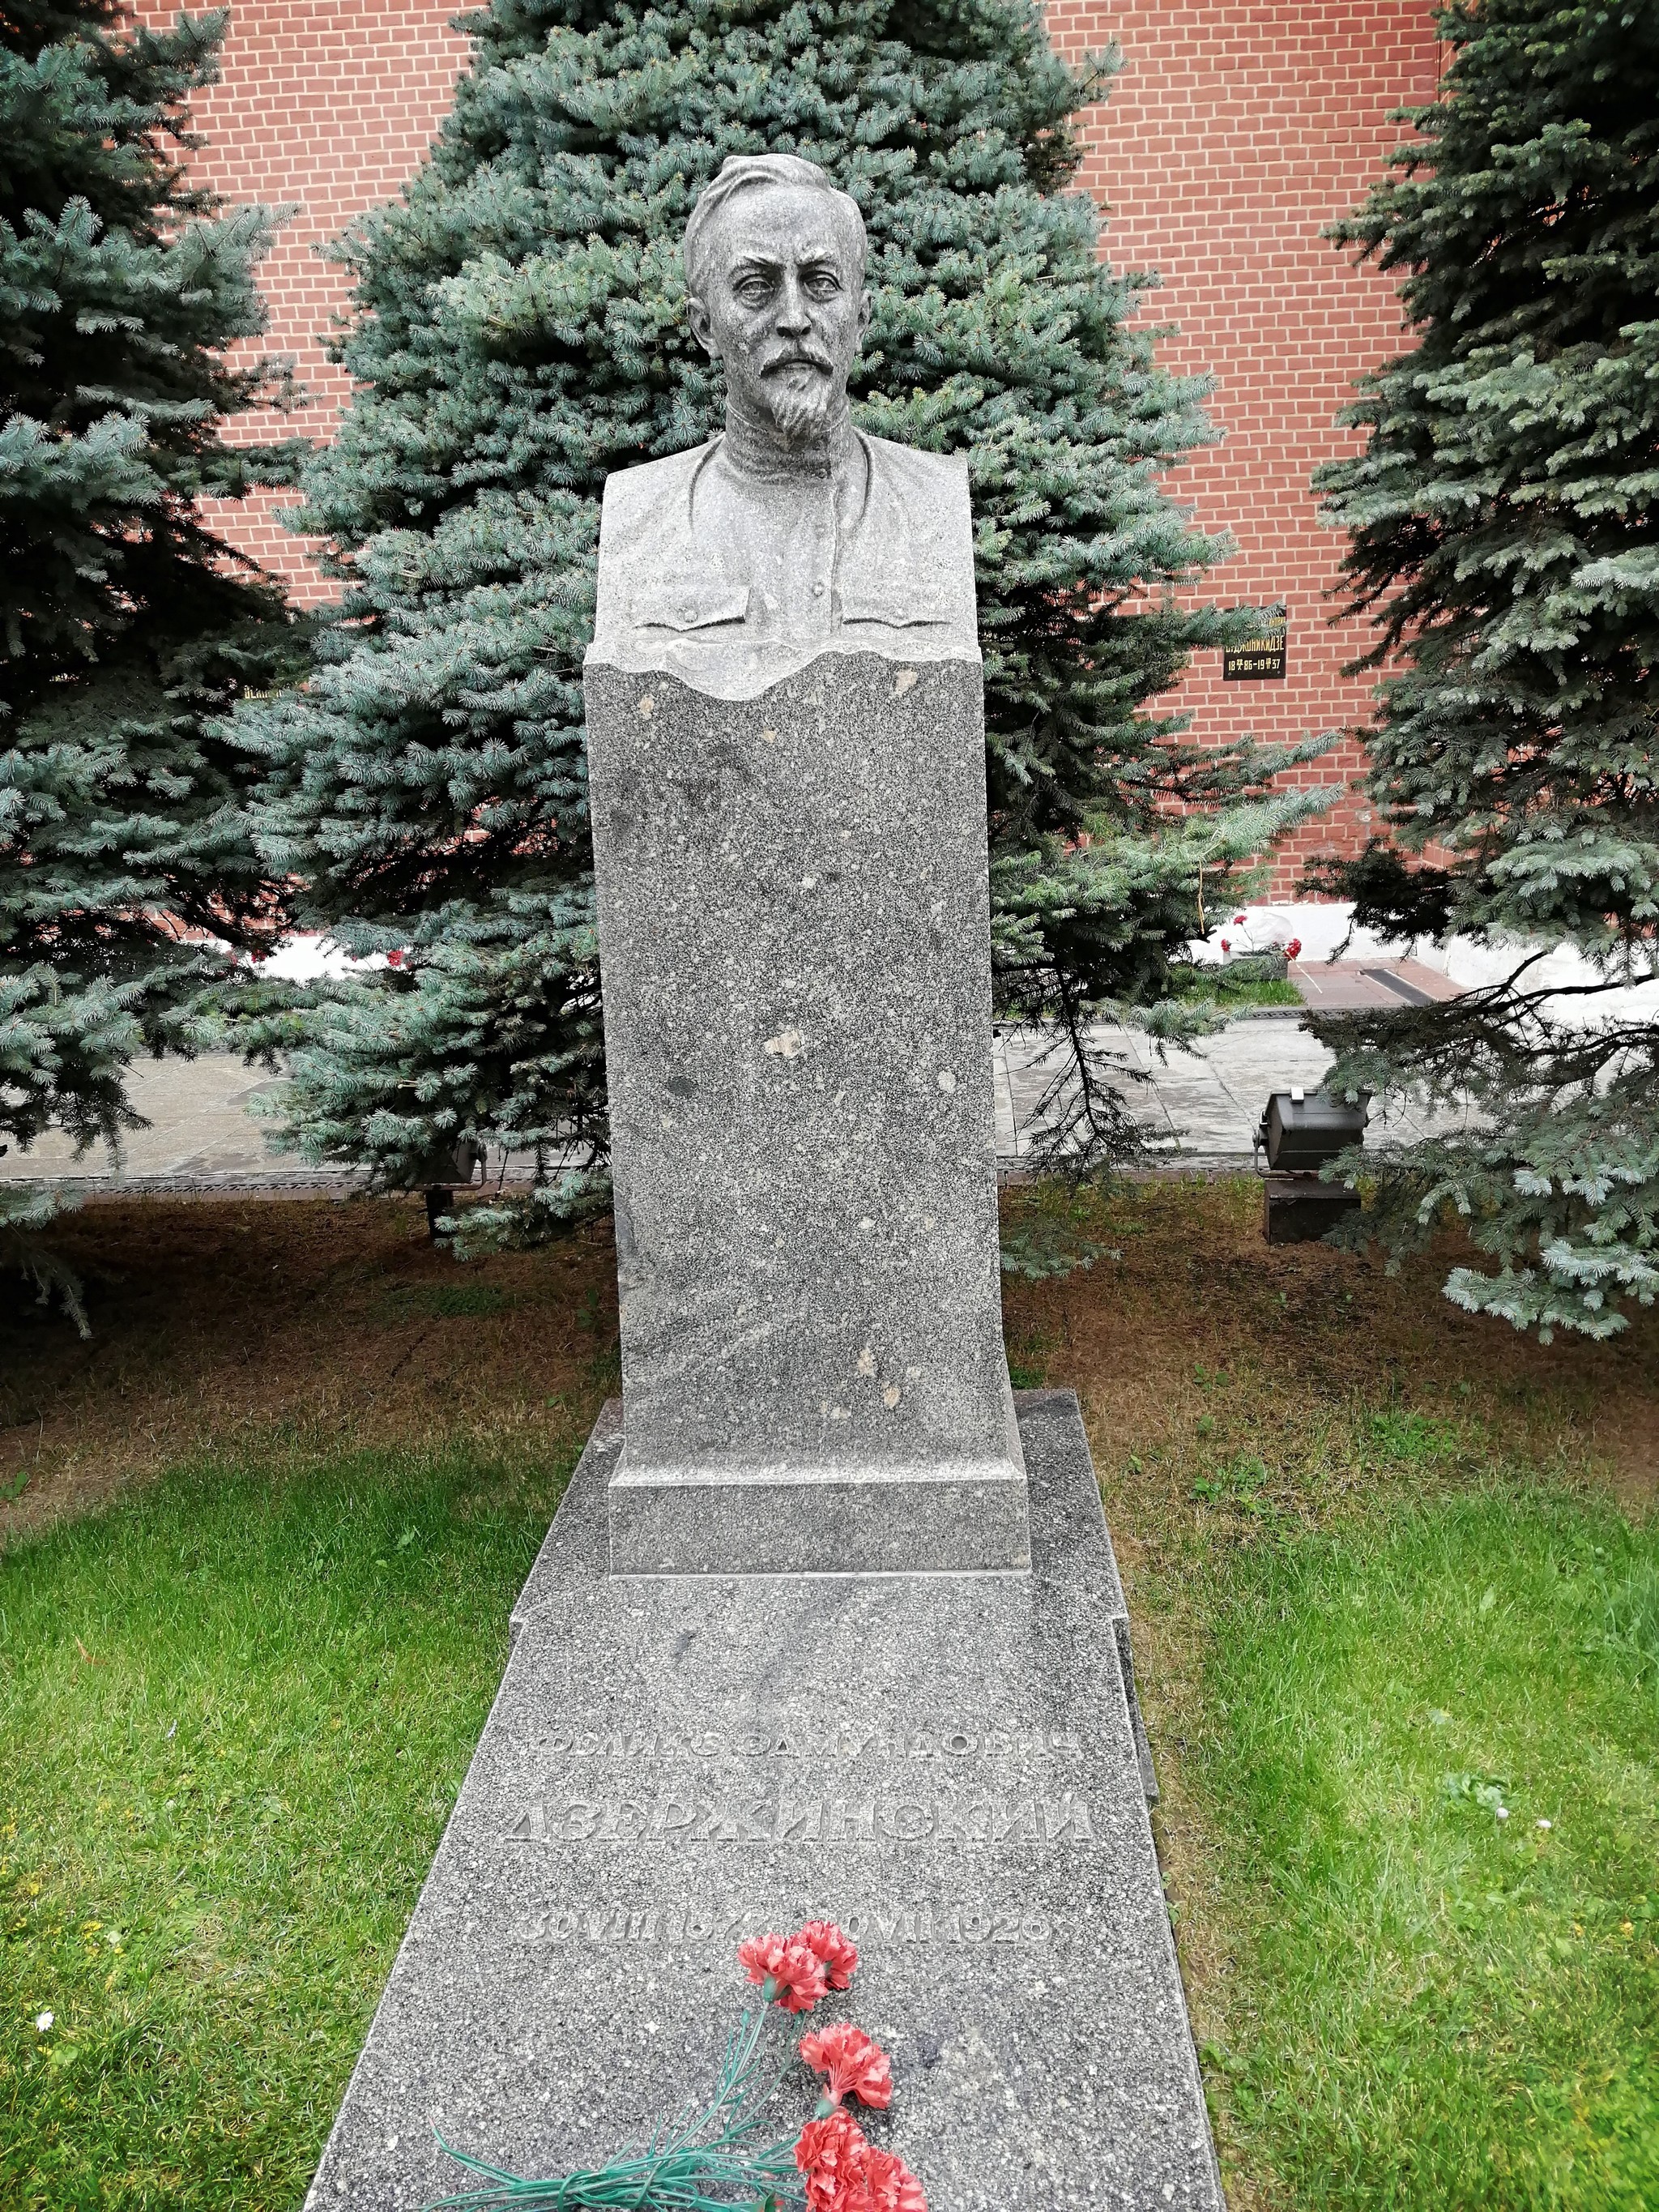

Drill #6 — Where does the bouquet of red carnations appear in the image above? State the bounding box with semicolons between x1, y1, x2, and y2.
429;1919;926;2211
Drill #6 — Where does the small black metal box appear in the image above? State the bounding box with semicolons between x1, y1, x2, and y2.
1257;1087;1369;1172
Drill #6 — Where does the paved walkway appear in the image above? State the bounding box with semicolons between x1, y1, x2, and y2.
2;997;1469;1193
1;1057;317;1190
996;1010;1468;1169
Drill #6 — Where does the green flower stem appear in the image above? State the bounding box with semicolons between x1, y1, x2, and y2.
426;2009;807;2211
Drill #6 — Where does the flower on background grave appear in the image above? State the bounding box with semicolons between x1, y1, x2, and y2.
800;2022;893;2111
864;2143;928;2212
738;1929;830;2012
1207;912;1303;964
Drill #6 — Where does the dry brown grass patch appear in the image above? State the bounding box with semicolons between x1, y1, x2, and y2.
1;1194;620;1539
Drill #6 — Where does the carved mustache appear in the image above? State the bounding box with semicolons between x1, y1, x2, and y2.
761;348;835;376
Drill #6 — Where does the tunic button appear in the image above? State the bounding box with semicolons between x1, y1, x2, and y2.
812;582;825;598
679;604;695;621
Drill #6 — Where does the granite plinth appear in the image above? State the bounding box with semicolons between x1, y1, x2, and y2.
607;1457;1031;1578
585;651;1027;1577
303;1393;1218;2212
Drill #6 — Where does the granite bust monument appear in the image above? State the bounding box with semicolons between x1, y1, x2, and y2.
591;153;978;699
302;156;1221;2212
586;155;1028;1575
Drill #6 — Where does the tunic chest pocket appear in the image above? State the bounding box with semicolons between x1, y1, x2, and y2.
839;584;951;628
633;579;751;632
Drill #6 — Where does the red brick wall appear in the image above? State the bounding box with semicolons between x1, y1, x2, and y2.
1047;2;1443;887
137;1;1442;886
132;0;470;600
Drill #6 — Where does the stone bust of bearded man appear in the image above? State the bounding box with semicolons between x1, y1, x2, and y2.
587;152;979;703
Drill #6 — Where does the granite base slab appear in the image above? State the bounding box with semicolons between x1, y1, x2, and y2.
303;1392;1216;2212
608;1456;1033;1577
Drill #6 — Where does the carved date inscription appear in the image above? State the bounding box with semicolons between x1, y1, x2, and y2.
520;1901;1054;1948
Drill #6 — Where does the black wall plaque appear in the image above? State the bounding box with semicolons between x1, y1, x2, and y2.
1223;603;1287;681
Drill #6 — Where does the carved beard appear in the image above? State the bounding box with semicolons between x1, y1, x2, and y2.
762;366;838;444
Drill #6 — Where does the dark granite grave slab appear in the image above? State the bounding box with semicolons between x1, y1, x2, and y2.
303;1392;1218;2212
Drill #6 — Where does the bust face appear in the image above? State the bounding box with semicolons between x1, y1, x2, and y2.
686;183;871;446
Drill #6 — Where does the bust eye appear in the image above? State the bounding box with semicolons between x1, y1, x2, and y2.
735;278;773;305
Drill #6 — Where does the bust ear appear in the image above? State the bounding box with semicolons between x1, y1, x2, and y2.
686;293;719;360
856;288;872;346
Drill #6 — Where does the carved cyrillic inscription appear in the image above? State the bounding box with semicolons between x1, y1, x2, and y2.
505;1791;1095;1847
518;1902;1055;1947
539;1723;1082;1761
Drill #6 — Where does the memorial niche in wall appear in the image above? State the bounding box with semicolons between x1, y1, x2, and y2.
1223;601;1288;679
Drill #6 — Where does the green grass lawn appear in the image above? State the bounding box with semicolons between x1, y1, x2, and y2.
1170;969;1303;1010
2;1189;1656;2209
1183;1488;1658;2209
2;1445;573;2210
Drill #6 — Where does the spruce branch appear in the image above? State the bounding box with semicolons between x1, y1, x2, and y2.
1307;0;1659;1338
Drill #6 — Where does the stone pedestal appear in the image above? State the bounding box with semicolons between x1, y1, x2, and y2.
585;654;1028;1576
301;1394;1220;2212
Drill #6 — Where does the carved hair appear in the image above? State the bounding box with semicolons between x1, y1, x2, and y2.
683;152;866;297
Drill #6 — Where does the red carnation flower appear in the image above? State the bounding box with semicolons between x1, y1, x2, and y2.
796;1919;859;1990
1220;937;1230;953
863;2144;928;2212
1286;937;1303;960
800;2021;893;2111
737;1931;826;2013
796;2107;928;2212
795;2107;868;2212
1234;913;1247;925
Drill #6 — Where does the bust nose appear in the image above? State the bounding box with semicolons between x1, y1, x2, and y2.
774;271;811;335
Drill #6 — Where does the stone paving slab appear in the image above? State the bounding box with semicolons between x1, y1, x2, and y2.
0;1056;297;1185
1290;957;1462;1010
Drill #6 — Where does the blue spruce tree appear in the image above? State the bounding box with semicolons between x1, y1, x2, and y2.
243;0;1328;1238
1;1;303;1321
1311;0;1659;1340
